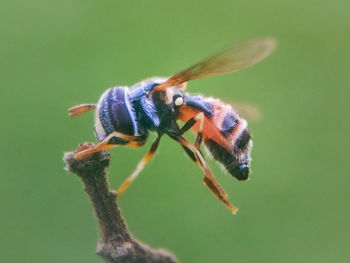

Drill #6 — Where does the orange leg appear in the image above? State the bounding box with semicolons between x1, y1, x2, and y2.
75;132;145;159
116;135;162;198
180;112;204;149
168;132;238;214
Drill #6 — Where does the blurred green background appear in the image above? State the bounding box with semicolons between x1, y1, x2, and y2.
1;0;349;262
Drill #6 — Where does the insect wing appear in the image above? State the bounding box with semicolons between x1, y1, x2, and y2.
155;37;276;91
231;102;262;122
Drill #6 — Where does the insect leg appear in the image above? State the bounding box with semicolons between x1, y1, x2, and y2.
74;132;145;159
179;112;204;149
116;135;162;198
168;132;238;214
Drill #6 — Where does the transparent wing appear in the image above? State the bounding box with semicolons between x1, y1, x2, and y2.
155;37;276;91
231;102;262;122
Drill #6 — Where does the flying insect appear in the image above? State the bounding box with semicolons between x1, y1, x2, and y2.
68;37;276;213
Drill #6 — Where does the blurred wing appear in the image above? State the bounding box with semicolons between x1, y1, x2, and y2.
155;37;276;91
231;102;262;122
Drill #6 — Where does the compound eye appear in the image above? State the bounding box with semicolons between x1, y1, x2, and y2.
174;96;183;106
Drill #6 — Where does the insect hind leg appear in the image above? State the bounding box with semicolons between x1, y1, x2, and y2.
179;112;205;161
180;112;205;149
168;132;238;214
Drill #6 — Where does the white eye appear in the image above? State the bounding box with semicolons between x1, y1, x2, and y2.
174;97;183;106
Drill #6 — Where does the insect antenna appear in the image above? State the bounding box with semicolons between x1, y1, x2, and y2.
68;104;96;117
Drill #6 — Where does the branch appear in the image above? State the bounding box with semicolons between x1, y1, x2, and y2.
63;142;178;263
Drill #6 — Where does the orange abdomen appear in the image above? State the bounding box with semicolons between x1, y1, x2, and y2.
178;96;252;180
178;98;248;153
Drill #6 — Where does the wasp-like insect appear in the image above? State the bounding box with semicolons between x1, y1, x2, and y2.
69;38;276;213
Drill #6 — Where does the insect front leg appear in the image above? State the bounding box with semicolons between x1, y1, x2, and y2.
179;112;204;149
116;135;162;198
168;132;238;214
74;132;145;159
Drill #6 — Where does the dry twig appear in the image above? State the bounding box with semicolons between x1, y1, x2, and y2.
63;143;178;263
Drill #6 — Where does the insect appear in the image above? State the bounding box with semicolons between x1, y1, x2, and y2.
68;37;276;213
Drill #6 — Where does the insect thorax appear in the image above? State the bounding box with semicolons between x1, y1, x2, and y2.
128;77;184;131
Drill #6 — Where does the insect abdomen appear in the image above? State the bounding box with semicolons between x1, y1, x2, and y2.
204;110;252;181
205;137;251;181
178;95;252;180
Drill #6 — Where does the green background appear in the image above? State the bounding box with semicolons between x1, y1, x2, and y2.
1;0;349;262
